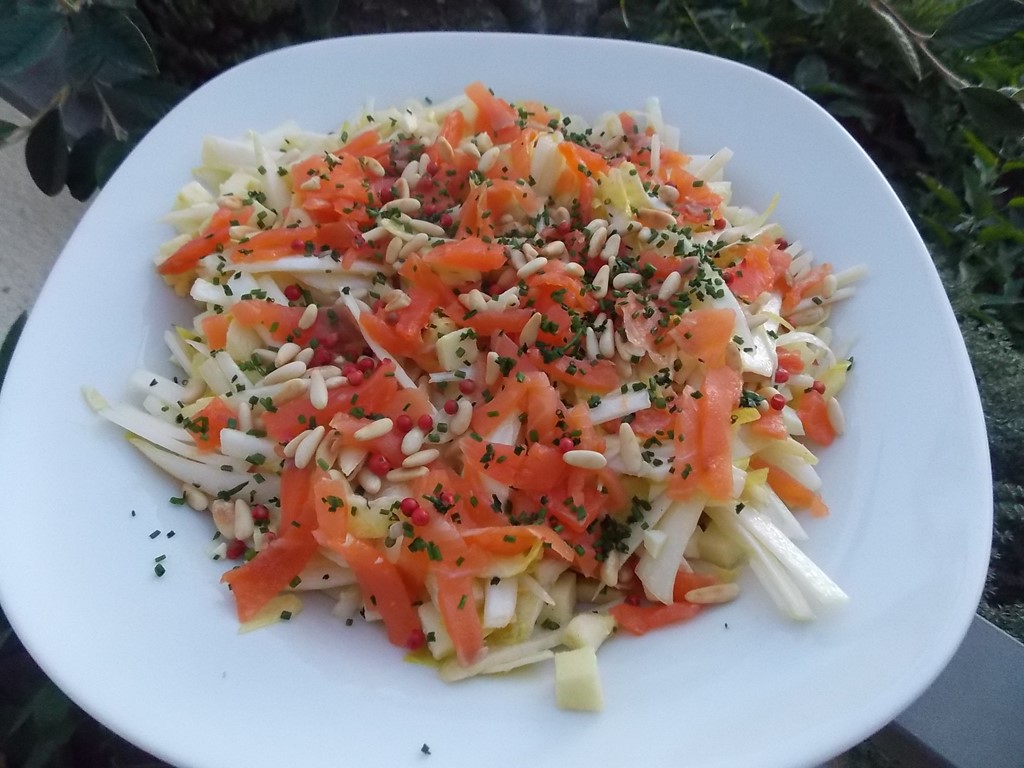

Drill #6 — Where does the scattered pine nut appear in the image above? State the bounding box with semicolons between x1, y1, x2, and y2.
261;360;307;386
517;256;548;280
354;418;395;442
297;303;318;330
403;448;440;468
274;342;301;368
293;425;326;469
684;583;741;605
309;369;328;410
562;450;607;470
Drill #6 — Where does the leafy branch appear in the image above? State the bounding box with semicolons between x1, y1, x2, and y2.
0;0;185;199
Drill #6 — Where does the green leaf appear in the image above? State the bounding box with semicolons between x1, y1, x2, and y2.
0;312;25;393
0;8;64;77
961;128;999;168
7;682;76;768
96;77;186;134
791;0;830;13
920;174;964;213
793;54;829;91
95;137;132;186
66;129;111;201
301;0;339;33
0;118;18;144
65;6;157;85
24;108;69;197
827;98;880;131
933;0;1024;49
874;8;923;80
961;86;1024;138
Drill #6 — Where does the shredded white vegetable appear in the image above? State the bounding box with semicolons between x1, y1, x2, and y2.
92;84;863;712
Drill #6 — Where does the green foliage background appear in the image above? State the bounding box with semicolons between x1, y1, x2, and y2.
0;1;1022;766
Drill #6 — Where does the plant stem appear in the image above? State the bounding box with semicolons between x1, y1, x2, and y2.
866;0;970;89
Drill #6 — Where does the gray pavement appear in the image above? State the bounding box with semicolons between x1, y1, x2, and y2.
0;99;86;337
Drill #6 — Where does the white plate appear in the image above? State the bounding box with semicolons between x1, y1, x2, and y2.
0;33;991;768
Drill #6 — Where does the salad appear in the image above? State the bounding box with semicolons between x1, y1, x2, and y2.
90;83;861;710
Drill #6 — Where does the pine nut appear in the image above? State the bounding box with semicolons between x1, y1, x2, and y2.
599;320;615;358
354;418;394;442
601;233;621;261
382;197;421;214
361;225;389;243
495;287;520;309
592;264;610;299
309;368;328;410
261;360;307;386
450;398;473;436
684;583;740;605
658;184;680;204
283;428;311;458
788;374;814;392
478;146;501;173
361;157;386;177
562;449;607;470
401;427;426;456
386;466;429;482
658;270;683;301
612;272;642;290
564;262;585;278
236;400;253;432
485;351;501;386
540;241;567;258
458;289;488;312
403;448;440;468
585;328;600;360
587;226;608;259
274;342;301;367
618;423;643;474
385;236;404;265
293;425;326;469
522;242;539;261
517;256;548;280
827;397;846;435
399;231;428;259
324;375;347;389
408;219;446;237
509;248;527;270
234;499;255;541
210;500;236;538
520;312;543;347
298;303;318;330
357;467;382;495
183;485;208;512
271;378;309;404
395;177;411;199
435;136;455;163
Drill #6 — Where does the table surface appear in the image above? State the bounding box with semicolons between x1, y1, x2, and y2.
2;96;1021;768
